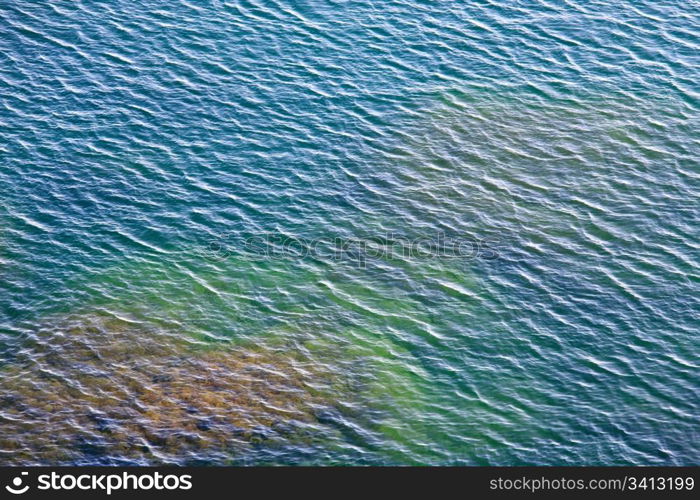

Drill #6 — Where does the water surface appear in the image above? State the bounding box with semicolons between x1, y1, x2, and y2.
0;0;698;465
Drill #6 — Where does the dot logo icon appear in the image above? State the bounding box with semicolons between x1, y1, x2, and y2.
5;472;29;495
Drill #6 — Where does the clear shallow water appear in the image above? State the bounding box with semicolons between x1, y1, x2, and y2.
0;0;698;465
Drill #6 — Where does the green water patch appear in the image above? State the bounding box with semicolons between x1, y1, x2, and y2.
52;250;333;342
257;320;440;464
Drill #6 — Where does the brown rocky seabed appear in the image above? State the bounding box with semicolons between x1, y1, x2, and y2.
0;313;357;464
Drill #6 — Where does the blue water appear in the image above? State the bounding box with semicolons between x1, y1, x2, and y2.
0;0;698;465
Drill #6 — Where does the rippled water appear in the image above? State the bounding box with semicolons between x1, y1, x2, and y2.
0;0;698;465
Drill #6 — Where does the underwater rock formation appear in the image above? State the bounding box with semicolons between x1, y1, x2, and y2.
0;313;352;465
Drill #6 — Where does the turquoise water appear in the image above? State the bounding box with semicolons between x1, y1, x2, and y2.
0;0;698;465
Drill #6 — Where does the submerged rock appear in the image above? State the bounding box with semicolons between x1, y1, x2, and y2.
0;313;352;465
